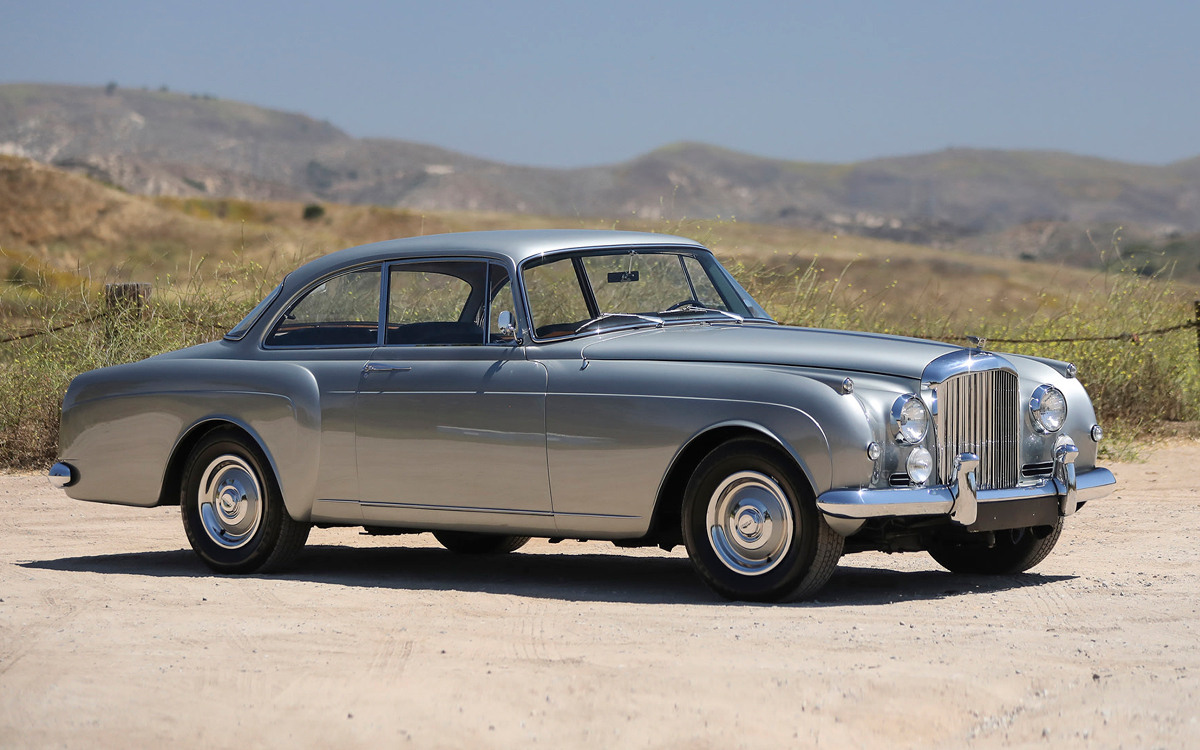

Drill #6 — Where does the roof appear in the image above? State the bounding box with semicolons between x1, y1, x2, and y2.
288;229;707;290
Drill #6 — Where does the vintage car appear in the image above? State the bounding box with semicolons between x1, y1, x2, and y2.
49;230;1116;601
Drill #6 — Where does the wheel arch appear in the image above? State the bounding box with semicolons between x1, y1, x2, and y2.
157;417;284;509
645;421;821;548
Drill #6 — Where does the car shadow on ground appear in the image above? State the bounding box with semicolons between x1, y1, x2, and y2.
21;544;1076;607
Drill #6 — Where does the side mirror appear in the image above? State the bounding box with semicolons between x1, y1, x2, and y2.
497;310;521;343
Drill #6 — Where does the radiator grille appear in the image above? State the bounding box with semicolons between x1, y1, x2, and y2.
934;369;1020;490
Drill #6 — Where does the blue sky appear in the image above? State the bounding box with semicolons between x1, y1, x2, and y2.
2;0;1196;168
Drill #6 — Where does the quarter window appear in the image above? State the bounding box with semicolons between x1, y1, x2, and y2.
266;266;381;347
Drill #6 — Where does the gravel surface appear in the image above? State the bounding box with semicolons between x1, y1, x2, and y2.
1;443;1197;748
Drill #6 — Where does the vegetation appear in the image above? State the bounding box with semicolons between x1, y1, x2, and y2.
1;158;1196;468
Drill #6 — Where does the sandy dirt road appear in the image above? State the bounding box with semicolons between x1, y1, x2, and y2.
1;443;1197;749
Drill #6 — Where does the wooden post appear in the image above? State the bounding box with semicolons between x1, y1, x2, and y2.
104;283;152;315
1195;299;1199;364
104;283;152;343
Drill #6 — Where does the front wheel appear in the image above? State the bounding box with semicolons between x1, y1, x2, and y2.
180;427;310;573
682;439;843;602
433;531;530;554
928;518;1064;574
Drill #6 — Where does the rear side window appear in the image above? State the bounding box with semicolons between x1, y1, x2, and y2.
385;261;487;345
266;266;382;347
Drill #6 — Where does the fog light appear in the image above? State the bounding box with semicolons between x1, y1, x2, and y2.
1091;424;1103;442
866;442;881;461
907;447;933;485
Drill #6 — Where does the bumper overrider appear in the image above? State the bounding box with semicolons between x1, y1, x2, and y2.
817;443;1116;530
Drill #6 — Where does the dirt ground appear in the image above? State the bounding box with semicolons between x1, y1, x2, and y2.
1;443;1197;749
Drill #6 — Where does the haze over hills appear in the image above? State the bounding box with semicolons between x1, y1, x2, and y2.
3;83;1199;264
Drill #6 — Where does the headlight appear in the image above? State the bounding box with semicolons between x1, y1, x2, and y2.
1029;384;1068;433
907;446;933;484
891;394;929;443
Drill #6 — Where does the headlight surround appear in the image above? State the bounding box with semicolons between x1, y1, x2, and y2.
891;394;930;444
906;446;933;484
1029;384;1068;433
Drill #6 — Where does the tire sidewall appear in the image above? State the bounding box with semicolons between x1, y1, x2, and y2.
682;440;821;601
181;430;285;573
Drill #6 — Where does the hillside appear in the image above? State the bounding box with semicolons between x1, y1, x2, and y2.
4;155;1191;333
3;83;1200;263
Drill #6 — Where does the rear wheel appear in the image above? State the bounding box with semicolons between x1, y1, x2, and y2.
681;439;843;602
180;428;310;573
928;518;1064;574
433;531;530;554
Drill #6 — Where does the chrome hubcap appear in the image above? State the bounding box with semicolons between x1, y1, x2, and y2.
706;470;794;576
197;455;263;550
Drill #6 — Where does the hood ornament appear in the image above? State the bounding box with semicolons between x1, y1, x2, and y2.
966;335;987;353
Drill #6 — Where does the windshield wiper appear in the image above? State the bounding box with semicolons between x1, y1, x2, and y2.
575;312;665;334
657;303;744;324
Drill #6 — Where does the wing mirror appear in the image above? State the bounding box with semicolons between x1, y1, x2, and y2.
497;310;522;344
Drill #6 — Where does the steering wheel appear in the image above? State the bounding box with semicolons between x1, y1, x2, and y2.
664;299;703;311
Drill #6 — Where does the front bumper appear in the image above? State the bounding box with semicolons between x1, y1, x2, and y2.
817;447;1116;527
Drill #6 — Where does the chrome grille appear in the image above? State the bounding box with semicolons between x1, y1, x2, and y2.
934;369;1019;490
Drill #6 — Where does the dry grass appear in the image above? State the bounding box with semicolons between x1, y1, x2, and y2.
2;156;1196;468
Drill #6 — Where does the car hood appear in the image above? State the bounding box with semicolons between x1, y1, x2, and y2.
578;323;961;380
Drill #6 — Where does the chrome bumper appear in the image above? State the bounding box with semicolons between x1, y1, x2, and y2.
817;447;1115;526
48;462;75;489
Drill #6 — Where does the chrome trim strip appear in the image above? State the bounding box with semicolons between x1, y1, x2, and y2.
360;501;553;516
816;466;1116;521
48;462;74;489
357;500;639;520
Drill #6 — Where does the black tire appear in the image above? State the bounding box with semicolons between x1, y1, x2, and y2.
180;427;310;573
432;531;531;554
681;439;843;602
928;517;1064;575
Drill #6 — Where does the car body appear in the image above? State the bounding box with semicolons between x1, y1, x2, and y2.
50;229;1116;600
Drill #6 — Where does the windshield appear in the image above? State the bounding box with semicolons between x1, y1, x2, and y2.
224;282;284;341
522;249;771;339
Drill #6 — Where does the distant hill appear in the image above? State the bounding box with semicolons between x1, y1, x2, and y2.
3;83;1199;256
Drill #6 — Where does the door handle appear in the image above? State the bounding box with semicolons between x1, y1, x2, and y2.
363;362;413;373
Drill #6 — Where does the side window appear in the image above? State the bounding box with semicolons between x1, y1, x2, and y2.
266;267;381;347
487;264;519;343
523;257;589;338
386;261;487;345
682;255;730;311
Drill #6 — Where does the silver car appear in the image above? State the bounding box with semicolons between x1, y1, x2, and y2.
50;230;1115;601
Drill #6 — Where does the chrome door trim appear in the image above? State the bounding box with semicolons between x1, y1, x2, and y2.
357;500;639;520
362;363;413;373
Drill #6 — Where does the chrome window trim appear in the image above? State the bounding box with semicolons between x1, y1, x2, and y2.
516;245;773;345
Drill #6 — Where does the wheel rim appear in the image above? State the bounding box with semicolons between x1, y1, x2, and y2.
705;470;794;576
196;454;263;550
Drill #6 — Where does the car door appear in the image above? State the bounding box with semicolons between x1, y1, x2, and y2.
354;259;553;530
257;263;383;523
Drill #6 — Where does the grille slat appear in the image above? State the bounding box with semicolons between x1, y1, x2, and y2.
934;369;1019;490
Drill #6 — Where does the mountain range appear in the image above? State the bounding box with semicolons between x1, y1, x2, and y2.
3;83;1198;255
